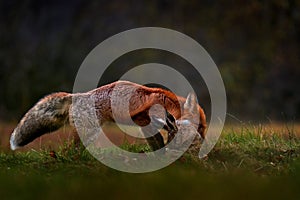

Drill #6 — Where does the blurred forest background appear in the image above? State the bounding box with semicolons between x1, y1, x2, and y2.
0;0;299;123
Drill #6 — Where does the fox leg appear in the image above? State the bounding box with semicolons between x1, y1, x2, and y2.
141;110;178;151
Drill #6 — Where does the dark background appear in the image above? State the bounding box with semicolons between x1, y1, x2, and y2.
0;0;299;122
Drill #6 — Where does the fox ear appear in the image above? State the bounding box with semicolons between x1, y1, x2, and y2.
184;92;198;113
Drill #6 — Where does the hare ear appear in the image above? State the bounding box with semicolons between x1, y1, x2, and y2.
184;92;198;113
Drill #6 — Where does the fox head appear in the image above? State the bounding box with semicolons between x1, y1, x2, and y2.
146;92;207;150
177;92;207;140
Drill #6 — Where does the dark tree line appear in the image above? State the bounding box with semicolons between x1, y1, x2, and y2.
0;0;299;122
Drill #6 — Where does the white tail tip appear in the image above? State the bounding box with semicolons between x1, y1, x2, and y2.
10;130;19;150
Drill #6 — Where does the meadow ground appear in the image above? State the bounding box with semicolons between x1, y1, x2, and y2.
0;122;300;200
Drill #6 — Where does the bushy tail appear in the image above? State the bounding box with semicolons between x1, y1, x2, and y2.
10;92;72;150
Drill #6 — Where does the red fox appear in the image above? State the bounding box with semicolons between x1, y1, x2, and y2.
10;81;206;150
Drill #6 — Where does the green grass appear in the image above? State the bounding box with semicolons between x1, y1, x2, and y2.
1;125;300;199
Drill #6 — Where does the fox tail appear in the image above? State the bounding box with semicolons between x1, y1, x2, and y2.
10;92;72;150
